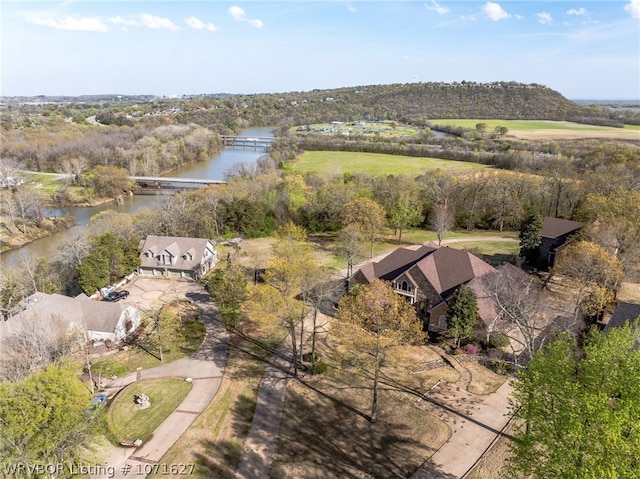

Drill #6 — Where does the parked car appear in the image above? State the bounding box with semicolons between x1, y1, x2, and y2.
103;290;129;302
90;393;108;409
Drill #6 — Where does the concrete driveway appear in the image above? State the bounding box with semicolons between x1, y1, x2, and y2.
93;277;228;479
119;275;205;312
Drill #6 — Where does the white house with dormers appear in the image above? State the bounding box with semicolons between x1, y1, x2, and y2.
138;235;217;279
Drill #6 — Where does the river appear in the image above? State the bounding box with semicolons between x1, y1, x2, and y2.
0;127;275;270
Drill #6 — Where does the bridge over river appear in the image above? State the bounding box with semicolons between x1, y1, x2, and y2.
221;135;278;148
131;176;226;189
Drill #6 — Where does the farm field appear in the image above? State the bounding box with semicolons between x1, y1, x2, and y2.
291;151;488;176
434;119;640;140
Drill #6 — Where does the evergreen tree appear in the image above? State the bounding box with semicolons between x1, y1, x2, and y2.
447;285;480;347
77;233;140;294
519;213;542;264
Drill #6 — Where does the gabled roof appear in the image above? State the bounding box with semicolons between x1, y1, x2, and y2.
0;293;129;339
412;246;496;295
139;235;213;272
541;217;583;239
355;243;496;296
365;244;437;282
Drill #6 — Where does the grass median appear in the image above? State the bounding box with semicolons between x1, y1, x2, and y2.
109;378;193;443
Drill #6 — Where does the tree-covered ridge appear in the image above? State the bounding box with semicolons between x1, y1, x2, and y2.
3;82;638;131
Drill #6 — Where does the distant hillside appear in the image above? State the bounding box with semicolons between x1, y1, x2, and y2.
186;82;632;127
4;82;637;128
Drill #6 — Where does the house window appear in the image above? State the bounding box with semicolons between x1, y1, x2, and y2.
401;280;409;291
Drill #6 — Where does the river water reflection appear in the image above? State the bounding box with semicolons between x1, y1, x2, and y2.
1;127;275;270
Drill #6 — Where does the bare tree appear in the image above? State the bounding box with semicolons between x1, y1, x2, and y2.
429;203;454;246
56;234;91;269
336;224;365;280
0;314;78;382
60;157;88;186
481;265;550;364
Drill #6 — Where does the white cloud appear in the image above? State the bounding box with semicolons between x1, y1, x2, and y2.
111;14;181;30
425;0;449;15
25;15;108;32
515;14;523;20
110;16;140;27
536;12;553;25
566;7;587;16
624;0;640;18
139;14;180;31
228;6;263;28
185;16;217;32
347;4;356;13
483;2;510;21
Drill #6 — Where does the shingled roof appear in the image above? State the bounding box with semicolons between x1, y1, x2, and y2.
358;244;436;283
541;217;583;239
0;293;129;339
139;235;213;272
605;301;640;330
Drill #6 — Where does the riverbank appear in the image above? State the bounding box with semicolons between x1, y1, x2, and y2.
0;216;77;254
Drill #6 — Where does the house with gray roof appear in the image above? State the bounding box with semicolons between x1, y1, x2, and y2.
349;243;498;334
138;235;217;279
0;292;140;345
538;217;583;267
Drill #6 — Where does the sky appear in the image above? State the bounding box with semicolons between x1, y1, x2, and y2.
2;1;639;100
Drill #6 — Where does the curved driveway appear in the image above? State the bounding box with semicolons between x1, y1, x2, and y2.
94;278;228;479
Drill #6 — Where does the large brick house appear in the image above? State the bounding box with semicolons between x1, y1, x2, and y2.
538;217;583;267
349;243;498;334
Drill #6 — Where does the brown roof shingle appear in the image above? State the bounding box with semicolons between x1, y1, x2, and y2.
541;217;583;239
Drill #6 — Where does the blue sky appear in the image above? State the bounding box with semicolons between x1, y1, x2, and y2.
2;1;639;99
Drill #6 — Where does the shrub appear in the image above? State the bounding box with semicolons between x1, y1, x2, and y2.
488;332;510;349
465;344;478;355
312;362;328;375
303;352;318;363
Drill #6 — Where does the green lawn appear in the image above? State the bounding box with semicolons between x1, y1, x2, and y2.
91;318;205;377
109;378;192;442
310;228;519;273
291;151;488;176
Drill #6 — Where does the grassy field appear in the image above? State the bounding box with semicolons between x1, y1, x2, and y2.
291;151;488;176
109;378;192;442
229;229;519;276
434;119;640;140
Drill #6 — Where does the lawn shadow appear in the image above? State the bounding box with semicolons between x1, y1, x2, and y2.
191;392;261;479
271;380;434;478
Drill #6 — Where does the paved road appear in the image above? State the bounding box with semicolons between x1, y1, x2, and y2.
234;343;292;479
93;280;228;479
